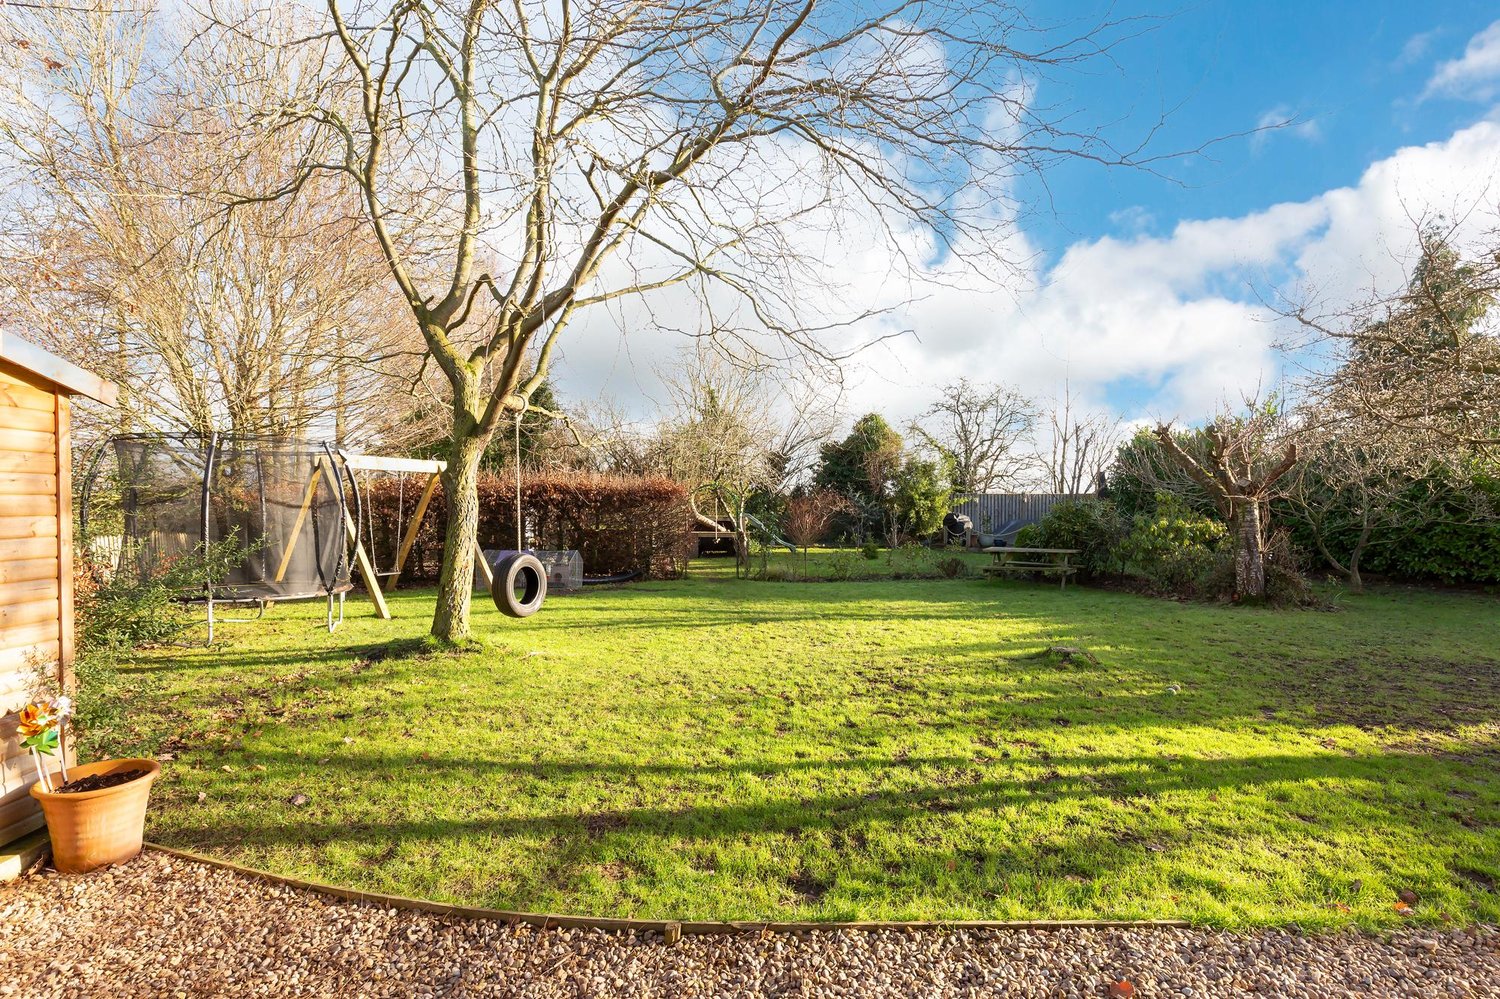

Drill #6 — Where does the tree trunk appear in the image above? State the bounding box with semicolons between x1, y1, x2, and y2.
734;527;749;578
1234;501;1266;601
431;431;486;642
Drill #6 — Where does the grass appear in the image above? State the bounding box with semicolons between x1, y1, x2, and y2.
86;565;1500;929
740;545;992;581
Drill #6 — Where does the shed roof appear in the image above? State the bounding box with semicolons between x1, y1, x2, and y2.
0;332;117;405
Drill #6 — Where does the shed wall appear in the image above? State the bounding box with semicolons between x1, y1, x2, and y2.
0;361;72;845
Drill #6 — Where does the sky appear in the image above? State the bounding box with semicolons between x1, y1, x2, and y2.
548;2;1500;433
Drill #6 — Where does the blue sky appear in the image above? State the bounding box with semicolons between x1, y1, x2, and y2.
1019;2;1500;255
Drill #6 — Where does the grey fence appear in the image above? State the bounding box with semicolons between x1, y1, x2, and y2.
950;493;1088;542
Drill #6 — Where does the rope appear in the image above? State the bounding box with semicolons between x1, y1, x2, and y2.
361;471;379;574
515;409;523;551
396;473;406;567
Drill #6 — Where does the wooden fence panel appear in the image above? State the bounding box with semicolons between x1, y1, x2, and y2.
950;493;1090;540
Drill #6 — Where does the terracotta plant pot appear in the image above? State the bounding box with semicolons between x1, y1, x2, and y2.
29;758;161;874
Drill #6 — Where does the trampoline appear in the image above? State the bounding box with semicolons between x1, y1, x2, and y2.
86;434;358;639
85;433;548;638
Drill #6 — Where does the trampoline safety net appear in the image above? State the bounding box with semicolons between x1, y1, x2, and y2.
108;435;353;602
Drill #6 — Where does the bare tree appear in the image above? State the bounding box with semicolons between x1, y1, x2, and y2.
548;398;655;473
211;0;1187;639
1281;424;1449;593
1276;221;1499;590
782;489;850;579
0;6;422;446
1153;408;1299;601
912;378;1035;493
1286;221;1500;452
1039;385;1123;495
651;350;784;575
764;371;838;494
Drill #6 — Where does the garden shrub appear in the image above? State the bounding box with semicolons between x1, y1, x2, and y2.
1193;528;1312;605
1285;467;1500;585
363;471;693;580
826;549;859;580
936;555;969;579
1016;498;1126;579
860;539;880;560
70;534;250;746
1264;529;1314;606
77;534;252;657
1118;493;1227;594
885;541;949;579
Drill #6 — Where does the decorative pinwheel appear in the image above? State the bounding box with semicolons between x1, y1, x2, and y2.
16;697;71;792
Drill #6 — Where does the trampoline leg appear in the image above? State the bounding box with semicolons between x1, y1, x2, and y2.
326;591;346;633
206;597;215;646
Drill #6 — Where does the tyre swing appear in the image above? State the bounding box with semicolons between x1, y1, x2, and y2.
490;406;547;619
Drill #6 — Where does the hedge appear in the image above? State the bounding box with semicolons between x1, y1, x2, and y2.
359;471;693;581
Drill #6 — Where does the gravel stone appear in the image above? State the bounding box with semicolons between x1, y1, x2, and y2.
0;851;1495;997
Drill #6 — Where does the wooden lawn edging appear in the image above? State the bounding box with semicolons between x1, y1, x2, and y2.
143;842;1192;940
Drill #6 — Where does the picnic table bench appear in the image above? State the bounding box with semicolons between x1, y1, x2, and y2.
982;547;1081;590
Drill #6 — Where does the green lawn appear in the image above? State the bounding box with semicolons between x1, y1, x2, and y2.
740;545;993;581
88;566;1500;929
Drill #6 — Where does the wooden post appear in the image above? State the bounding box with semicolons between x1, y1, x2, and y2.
272;469;322;583
317;458;391;620
474;543;494;589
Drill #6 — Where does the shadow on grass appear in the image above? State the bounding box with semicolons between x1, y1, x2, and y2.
123;636;438;677
177;743;1500;853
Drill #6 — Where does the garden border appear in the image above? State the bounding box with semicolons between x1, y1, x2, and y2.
144;842;1192;939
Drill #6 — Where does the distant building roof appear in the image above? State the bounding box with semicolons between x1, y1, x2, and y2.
0;332;117;405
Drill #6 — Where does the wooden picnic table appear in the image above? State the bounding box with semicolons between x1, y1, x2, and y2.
982;547;1081;590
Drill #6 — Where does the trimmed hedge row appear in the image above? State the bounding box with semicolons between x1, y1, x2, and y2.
360;471;693;581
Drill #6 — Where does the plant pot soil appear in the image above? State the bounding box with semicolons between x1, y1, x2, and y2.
53;769;149;794
30;758;160;874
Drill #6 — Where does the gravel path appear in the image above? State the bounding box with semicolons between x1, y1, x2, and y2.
0;851;1495;998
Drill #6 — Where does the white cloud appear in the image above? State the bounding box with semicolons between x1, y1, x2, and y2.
1398;29;1441;68
1423;20;1500;101
550;117;1500;436
1107;206;1155;235
1250;107;1322;152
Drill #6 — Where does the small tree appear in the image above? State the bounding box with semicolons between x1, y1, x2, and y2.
782;490;851;579
1153;409;1299;601
1107;426;1221;519
1282;427;1427;593
653;354;778;576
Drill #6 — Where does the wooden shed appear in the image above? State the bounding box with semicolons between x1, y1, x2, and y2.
0;333;116;847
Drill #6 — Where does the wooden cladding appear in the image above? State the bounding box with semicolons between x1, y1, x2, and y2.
0;359;71;845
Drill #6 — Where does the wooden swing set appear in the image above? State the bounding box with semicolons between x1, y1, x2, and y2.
276;452;496;622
